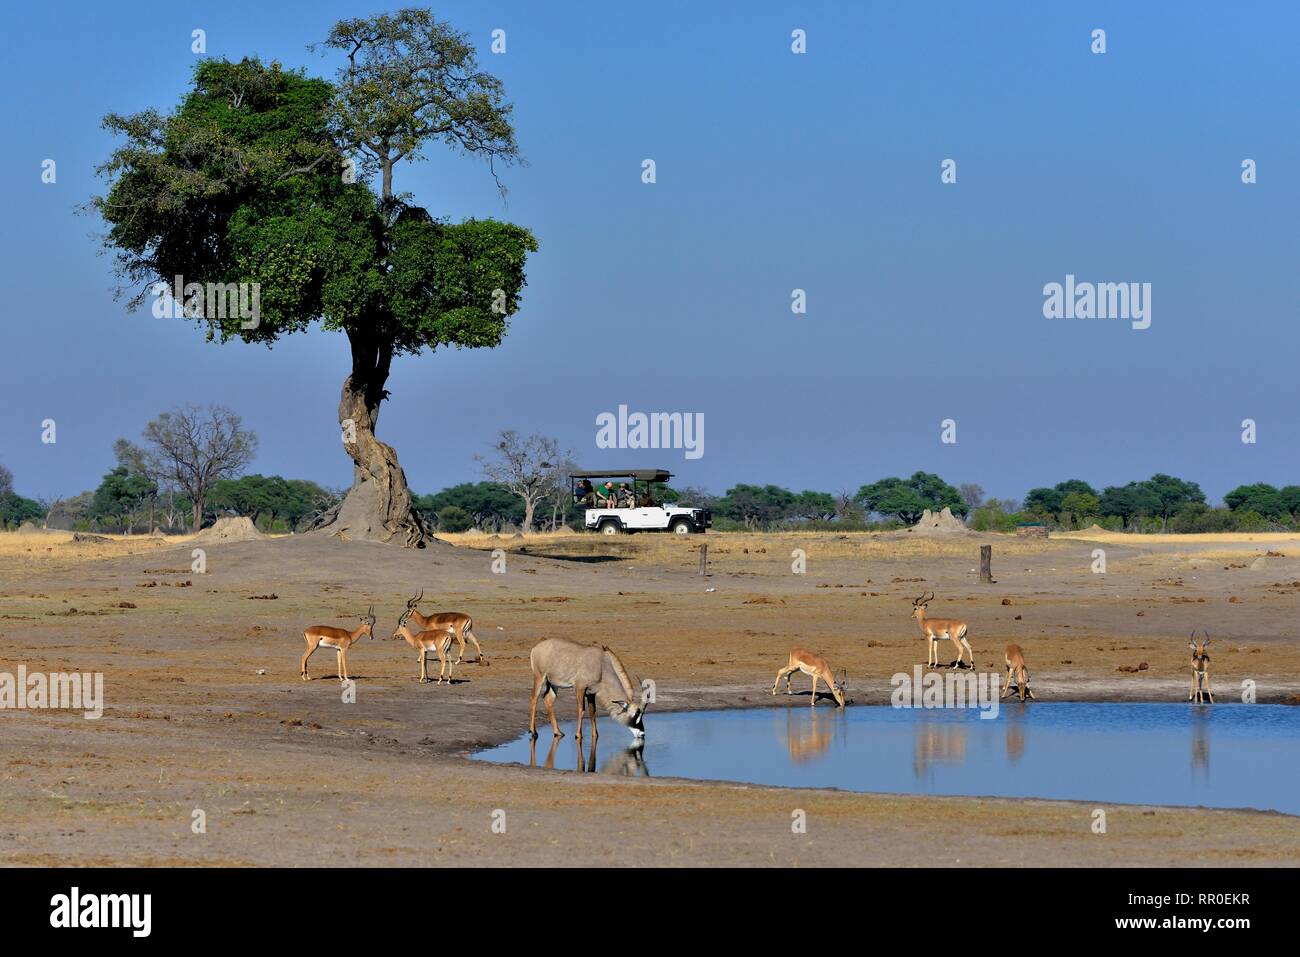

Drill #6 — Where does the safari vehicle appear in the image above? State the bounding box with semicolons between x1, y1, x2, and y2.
571;469;711;535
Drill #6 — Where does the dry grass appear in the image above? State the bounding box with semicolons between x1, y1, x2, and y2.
434;528;1062;565
1056;530;1300;545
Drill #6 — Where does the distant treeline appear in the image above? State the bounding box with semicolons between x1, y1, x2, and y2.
0;470;337;534
417;472;1300;535
5;463;1299;535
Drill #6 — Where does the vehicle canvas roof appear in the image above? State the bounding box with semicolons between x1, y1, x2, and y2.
570;469;673;483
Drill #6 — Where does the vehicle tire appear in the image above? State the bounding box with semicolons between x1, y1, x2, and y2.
670;518;692;535
599;520;622;535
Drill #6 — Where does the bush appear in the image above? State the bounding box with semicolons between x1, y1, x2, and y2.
1233;509;1270;532
436;505;474;533
1169;503;1235;534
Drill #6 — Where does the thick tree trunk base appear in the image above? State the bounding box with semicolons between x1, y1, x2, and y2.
305;374;432;548
308;479;430;547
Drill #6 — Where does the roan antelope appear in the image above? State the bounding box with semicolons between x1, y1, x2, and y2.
398;590;488;666
528;639;649;741
1001;643;1035;700
1189;630;1214;704
301;605;375;683
391;620;455;684
911;591;973;669
771;648;847;707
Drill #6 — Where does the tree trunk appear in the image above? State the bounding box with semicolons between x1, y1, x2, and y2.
307;333;430;547
521;497;536;534
192;498;203;533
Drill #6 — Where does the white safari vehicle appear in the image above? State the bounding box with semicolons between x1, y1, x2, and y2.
571;469;711;535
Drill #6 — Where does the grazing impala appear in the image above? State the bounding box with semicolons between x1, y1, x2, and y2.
397;590;487;666
771;648;846;707
391;620;455;684
1189;631;1213;704
528;639;649;741
301;606;375;683
911;591;973;669
1001;643;1035;700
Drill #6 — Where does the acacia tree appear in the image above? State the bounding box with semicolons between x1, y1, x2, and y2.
92;9;537;546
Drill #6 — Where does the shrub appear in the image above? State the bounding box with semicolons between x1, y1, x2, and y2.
437;505;474;533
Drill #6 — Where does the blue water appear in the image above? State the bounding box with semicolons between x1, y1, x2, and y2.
473;703;1300;815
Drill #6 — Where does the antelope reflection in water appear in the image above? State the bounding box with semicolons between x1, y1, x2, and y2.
783;709;835;764
528;734;648;777
1190;710;1210;776
912;721;968;777
1005;718;1026;764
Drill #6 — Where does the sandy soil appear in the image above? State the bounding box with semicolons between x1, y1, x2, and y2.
1;528;1298;866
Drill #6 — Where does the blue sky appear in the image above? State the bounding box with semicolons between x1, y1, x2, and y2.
1;1;1296;503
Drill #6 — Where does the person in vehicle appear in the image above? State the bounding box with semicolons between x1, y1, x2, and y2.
617;483;635;508
597;481;617;507
576;479;595;507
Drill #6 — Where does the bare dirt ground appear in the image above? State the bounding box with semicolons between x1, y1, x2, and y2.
2;527;1299;867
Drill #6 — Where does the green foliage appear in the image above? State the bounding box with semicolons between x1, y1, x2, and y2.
1059;490;1100;527
1143;473;1205;524
855;472;965;524
970;507;1029;532
1024;480;1097;522
415;482;522;530
435;505;474;533
89;466;156;526
1224;483;1284;518
789;490;837;522
715;484;796;529
1234;509;1271;532
1169;503;1237;533
0;493;42;526
207;474;336;529
1098;482;1161;528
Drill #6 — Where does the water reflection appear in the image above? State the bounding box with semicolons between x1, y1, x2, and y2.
912;722;967;777
784;709;833;764
479;704;1300;815
602;743;650;777
527;734;648;776
1190;710;1210;776
1005;717;1026;764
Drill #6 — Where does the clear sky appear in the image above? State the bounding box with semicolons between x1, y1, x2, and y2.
1;1;1296;504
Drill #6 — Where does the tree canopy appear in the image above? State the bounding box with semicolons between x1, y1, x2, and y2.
93;10;538;546
855;472;966;524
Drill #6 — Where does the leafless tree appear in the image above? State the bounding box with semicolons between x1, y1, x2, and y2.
476;430;568;533
140;405;258;531
959;483;986;511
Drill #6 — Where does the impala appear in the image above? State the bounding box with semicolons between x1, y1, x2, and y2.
397;590;488;666
300;605;375;683
911;591;973;669
528;638;648;741
1001;643;1035;700
771;648;846;707
1189;630;1213;704
391;620;455;684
